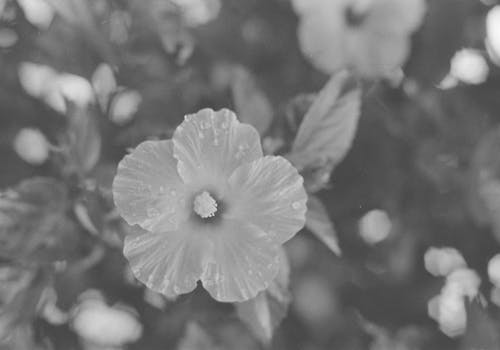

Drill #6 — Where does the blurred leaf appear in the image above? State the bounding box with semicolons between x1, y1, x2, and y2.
235;249;291;345
460;298;500;350
405;0;477;86
231;66;273;135
284;93;316;135
0;28;17;48
288;70;361;176
91;63;117;112
45;0;117;64
73;188;110;236
470;126;500;243
305;195;341;256
65;106;102;175
0;177;77;263
177;322;221;350
0;266;50;343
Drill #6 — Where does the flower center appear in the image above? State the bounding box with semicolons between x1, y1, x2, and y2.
345;0;374;27
193;191;218;218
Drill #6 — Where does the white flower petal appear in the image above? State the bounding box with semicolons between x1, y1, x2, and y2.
173;108;262;186
226;156;307;244
124;225;206;299
201;219;281;302
113;140;188;232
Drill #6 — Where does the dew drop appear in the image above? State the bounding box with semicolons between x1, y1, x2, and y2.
235;144;248;159
147;207;160;218
292;201;301;210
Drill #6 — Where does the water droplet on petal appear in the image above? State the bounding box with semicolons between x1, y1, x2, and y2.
147;207;160;218
292;201;301;209
235;144;248;159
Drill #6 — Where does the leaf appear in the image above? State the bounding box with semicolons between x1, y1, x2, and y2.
288;70;361;172
177;322;221;350
45;0;118;65
0;265;49;341
469;126;500;243
66;106;102;174
460;298;500;350
305;195;341;256
0;28;17;48
0;177;77;263
73;188;110;236
235;249;291;345
231;66;273;136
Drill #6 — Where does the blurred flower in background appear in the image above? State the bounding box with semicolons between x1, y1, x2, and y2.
71;290;142;350
13;128;50;165
17;0;54;29
486;5;500;66
18;62;94;114
428;264;481;337
440;48;489;88
292;0;426;78
424;247;466;277
170;0;221;27
358;209;392;245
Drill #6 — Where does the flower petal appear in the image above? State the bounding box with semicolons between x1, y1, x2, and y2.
201;219;281;302
173;108;263;186
226;156;307;244
113;140;188;232
123;226;206;299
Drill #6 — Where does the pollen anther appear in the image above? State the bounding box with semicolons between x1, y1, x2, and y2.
193;191;218;218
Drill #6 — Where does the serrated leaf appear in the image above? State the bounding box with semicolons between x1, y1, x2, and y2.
305;195;341;256
288;70;361;172
460;298;500;350
235;249;291;345
231;66;273;135
0;178;77;263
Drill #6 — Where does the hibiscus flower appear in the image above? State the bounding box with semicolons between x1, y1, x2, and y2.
113;108;307;302
292;0;426;78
